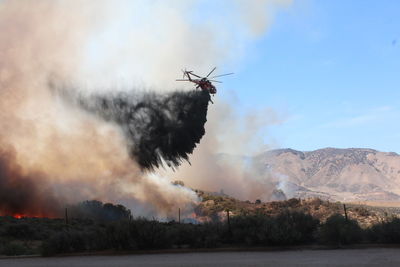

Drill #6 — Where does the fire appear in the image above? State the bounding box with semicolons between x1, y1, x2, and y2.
10;213;57;219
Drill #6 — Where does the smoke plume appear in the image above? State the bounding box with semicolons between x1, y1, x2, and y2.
0;0;291;218
0;142;62;217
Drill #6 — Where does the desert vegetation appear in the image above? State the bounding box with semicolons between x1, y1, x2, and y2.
1;197;400;257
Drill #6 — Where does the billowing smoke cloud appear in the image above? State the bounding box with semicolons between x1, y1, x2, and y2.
0;142;62;217
78;90;211;170
163;101;283;201
0;0;291;217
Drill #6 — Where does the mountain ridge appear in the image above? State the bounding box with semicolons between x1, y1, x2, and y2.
260;147;400;202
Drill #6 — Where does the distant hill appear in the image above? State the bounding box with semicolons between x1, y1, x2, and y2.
194;190;400;228
257;148;400;202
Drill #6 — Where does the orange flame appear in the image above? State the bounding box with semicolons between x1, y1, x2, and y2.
10;213;57;219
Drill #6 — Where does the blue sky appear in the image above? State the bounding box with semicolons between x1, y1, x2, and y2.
221;0;400;152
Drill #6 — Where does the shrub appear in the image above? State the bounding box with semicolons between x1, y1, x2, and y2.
167;222;221;248
229;212;319;246
1;242;27;256
105;221;137;250
270;211;319;245
353;207;370;216
106;218;172;250
368;218;400;243
129;219;171;250
286;198;301;207
41;230;87;256
229;214;271;245
168;223;200;248
195;222;221;248
318;214;363;245
5;223;35;239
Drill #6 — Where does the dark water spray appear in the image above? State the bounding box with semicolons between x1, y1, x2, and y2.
79;90;211;171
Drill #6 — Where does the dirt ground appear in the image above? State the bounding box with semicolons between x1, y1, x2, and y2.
1;248;400;267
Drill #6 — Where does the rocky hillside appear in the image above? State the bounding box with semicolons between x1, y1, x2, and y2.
258;148;400;202
195;191;400;228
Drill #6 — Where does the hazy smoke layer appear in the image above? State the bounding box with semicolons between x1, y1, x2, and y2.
0;143;62;217
79;90;211;170
163;102;282;202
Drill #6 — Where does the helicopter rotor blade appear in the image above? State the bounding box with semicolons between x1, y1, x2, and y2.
210;72;234;79
209;80;222;83
189;72;202;78
206;67;217;78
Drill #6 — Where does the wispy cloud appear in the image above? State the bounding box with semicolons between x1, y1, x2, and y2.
320;105;395;129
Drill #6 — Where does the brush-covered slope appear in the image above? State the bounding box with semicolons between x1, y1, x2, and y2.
259;148;400;201
195;191;400;227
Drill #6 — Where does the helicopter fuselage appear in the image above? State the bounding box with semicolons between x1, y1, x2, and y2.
190;78;217;95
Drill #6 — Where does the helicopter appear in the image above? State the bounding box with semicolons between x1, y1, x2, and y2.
176;67;233;96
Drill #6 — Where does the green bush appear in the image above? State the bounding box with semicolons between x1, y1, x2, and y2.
105;221;137;250
270;211;319;245
194;222;222;248
229;212;319;246
368;218;400;243
230;214;271;245
105;218;172;250
1;242;27;256
318;214;363;245
128;219;171;250
168;223;200;248
5;223;35;239
41;230;87;256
